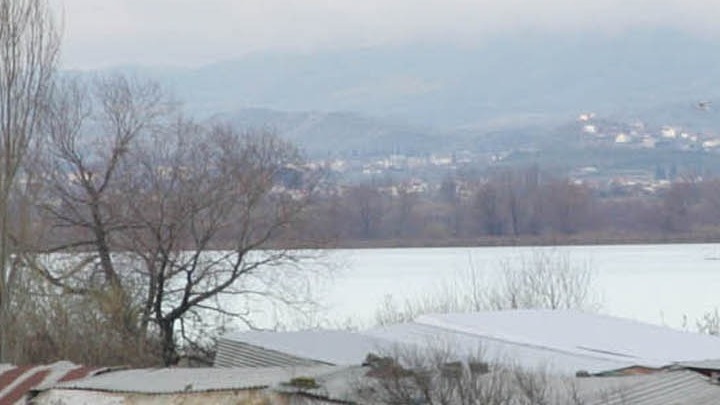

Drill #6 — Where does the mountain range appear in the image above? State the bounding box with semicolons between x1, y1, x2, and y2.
96;29;720;158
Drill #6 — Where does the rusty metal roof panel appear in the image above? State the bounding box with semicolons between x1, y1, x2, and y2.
0;361;107;404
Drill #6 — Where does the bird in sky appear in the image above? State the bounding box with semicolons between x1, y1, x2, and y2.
696;100;711;111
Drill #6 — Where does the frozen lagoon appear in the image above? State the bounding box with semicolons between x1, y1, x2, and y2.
310;243;720;330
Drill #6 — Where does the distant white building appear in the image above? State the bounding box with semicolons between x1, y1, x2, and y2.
582;124;597;134
661;126;678;138
615;133;631;144
702;139;720;149
577;112;596;122
430;154;453;166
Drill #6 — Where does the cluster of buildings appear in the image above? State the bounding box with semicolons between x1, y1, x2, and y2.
578;113;720;152
358;152;474;176
6;310;720;404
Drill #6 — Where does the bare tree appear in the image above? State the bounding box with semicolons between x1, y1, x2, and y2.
660;180;700;233
348;183;388;239
0;0;60;361
696;308;720;336
38;76;323;365
375;251;598;326
475;181;507;236
487;250;598;311
36;75;168;347
541;180;593;235
38;75;174;357
119;121;321;365
357;347;587;405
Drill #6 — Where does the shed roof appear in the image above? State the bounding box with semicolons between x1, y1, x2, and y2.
53;365;337;394
365;321;640;375
367;310;720;374
582;370;720;405
417;310;720;365
218;310;720;376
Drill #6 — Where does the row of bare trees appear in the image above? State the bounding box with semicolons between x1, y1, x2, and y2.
305;167;720;244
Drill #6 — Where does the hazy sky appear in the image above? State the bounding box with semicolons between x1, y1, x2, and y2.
51;0;720;69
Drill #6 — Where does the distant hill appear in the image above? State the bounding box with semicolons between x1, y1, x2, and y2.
87;29;720;164
134;29;720;126
209;108;446;157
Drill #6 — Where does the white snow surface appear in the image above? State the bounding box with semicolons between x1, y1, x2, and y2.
416;310;720;365
54;365;336;394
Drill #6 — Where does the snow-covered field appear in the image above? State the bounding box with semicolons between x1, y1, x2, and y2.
302;244;720;330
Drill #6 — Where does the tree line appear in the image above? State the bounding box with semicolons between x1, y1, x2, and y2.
301;167;720;245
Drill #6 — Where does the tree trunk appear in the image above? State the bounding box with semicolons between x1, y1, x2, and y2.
0;184;11;362
159;319;178;366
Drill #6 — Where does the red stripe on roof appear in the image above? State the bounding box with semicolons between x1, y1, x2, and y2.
0;366;33;392
0;368;50;405
0;363;104;405
58;366;99;383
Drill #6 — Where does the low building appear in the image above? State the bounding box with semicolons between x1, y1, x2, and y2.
32;365;359;404
216;310;720;376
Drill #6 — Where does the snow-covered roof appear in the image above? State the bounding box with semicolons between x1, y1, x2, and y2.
53;366;337;394
415;310;720;366
217;310;720;376
364;321;638;375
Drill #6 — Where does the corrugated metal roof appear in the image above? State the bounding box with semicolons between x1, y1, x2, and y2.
584;370;720;405
217;330;387;367
215;338;327;368
53;365;338;394
38;364;720;405
0;361;107;404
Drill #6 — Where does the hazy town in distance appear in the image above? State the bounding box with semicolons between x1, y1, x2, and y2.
5;1;720;404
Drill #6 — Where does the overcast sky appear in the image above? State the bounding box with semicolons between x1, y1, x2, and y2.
50;0;720;70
